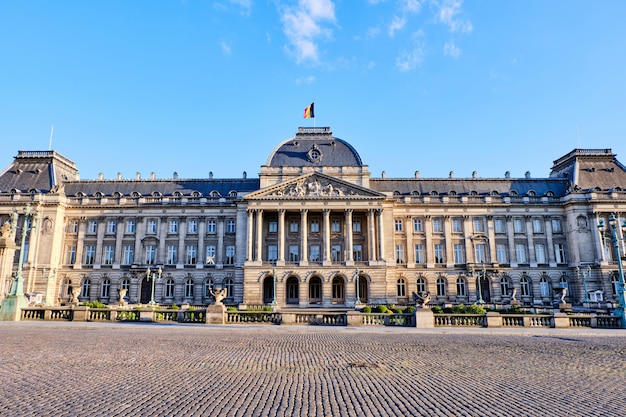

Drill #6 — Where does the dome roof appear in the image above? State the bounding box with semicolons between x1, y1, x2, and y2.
266;127;363;168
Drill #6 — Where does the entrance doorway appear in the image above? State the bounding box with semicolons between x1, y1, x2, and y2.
309;277;322;304
140;277;151;304
286;277;299;304
331;276;345;304
263;276;275;304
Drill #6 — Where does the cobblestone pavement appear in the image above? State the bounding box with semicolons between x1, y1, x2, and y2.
1;323;625;417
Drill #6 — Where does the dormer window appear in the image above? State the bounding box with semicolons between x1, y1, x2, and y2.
527;190;536;196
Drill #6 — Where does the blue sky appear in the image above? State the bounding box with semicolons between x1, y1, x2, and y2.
1;0;625;181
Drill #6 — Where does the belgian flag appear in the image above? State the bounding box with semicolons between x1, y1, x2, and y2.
303;102;315;118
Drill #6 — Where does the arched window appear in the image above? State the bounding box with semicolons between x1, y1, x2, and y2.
539;276;550;297
393;191;401;196
396;278;406;297
81;280;91;299
509;190;518;196
559;276;568;290
184;278;194;298
611;273;620;297
430;191;438;197
100;279;110;298
417;278;426;294
120;278;130;300
500;276;510;296
456;277;466;297
436;277;446;297
528;190;536;196
520;276;531;297
165;278;175;298
204;278;214;297
224;278;234;298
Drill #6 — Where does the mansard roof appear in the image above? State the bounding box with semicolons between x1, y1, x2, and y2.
550;149;626;191
245;172;384;200
370;178;569;197
265;127;363;168
0;151;78;193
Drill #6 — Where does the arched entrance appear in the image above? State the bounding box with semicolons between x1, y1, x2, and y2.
331;276;345;304
309;276;322;304
140;277;151;304
263;275;275;304
356;275;369;303
478;276;491;303
286;276;299;304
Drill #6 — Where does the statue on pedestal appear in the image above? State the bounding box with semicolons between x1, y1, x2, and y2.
210;288;228;305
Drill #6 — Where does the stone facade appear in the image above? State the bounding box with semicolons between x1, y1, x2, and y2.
0;128;625;309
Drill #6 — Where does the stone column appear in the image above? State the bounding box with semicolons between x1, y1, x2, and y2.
113;217;124;269
526;216;536;265
323;209;331;266
368;209;376;262
425;215;434;267
486;216;496;264
345;209;354;265
197;217;206;267
506;216;516;266
405;215;414;267
134;217;145;264
255;210;263;263
158;217;168;265
217;216;225;266
463;216;474;264
545;216;556;266
444;216;454;267
377;209;385;261
176;218;186;268
74;218;86;269
300;209;308;265
247;210;254;262
277;209;285;265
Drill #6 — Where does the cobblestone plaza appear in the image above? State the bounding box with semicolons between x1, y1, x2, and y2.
1;323;625;417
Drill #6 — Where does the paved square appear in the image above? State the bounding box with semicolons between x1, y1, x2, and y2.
1;323;625;417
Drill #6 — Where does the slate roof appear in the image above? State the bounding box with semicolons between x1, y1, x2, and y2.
550;149;626;191
370;178;569;196
0;151;78;193
266;127;363;167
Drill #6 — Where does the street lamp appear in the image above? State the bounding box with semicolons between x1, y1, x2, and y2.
576;266;592;303
470;265;485;304
598;214;626;328
355;268;361;305
271;268;277;305
0;205;41;321
146;266;162;305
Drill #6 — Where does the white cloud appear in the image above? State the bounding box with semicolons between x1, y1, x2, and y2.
443;40;460;59
401;0;422;14
435;0;472;33
229;0;253;16
388;15;406;37
220;41;232;55
295;75;316;85
396;30;425;71
280;0;336;64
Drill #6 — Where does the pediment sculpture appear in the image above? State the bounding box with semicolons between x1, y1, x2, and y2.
267;177;358;198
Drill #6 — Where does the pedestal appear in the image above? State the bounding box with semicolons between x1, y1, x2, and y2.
206;304;226;324
415;308;434;328
0;295;29;321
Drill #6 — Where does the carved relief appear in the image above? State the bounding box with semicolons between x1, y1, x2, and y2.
266;177;358;198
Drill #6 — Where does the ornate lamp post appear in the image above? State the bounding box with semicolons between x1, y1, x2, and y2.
0;205;41;321
577;266;592;303
470;265;485;304
147;266;162;305
271;268;277;305
355;268;361;306
598;214;626;328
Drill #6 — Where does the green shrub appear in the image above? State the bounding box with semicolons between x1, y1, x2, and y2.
227;306;237;311
451;304;467;314
465;304;486;315
169;304;180;310
187;307;196;311
405;306;415;314
83;301;107;309
431;306;443;314
362;306;372;313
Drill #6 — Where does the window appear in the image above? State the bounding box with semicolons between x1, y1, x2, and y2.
520;276;531;297
88;220;97;234
147;219;157;234
554;243;566;264
69;220;79;234
494;218;505;234
397;279;407;297
126;220;136;234
84;245;95;265
513;218;524;233
66;245;76;264
310;245;321;262
559;276;569;289
81;280;91;298
475;244;486;264
452;218;463;233
453;244;464;264
395;245;405;264
353;220;361;233
167;246;177;264
186;245;197;264
500;277;510;296
436;278;446;297
540;277;550;297
456;278;466;297
413;218;423;232
225;245;235;265
268;220;278;233
206;246;216;264
169;220;178;233
331;220;341;233
267;245;278;262
434;244;444;264
145;245;156;264
289;245;299;262
204;278;214;297
289;220;298;233
103;245;114;265
226;220;236;233
395;219;403;232
515;244;527;263
473;218;484;233
120;278;130;298
611;274;620;297
224;279;234;298
432;218;442;233
310;220;320;233
100;279;110;298
535;244;546;264
107;220;116;234
414;244;424;264
353;245;363;262
551;218;562;233
207;219;217;234
417;278;426;294
331;245;342;262
532;218;543;233
165;278;175;298
188;219;198;234
185;278;194;298
496;244;508;264
123;245;134;265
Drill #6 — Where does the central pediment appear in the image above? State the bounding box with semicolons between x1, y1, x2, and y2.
245;172;385;200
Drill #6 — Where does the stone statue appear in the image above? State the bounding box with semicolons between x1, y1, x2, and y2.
412;291;431;307
0;221;11;238
69;285;81;304
511;288;518;301
560;287;567;304
210;288;228;305
119;288;128;301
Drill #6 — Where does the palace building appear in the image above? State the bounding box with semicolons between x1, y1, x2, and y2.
1;127;625;309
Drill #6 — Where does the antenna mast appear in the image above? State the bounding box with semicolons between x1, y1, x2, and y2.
48;125;54;150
